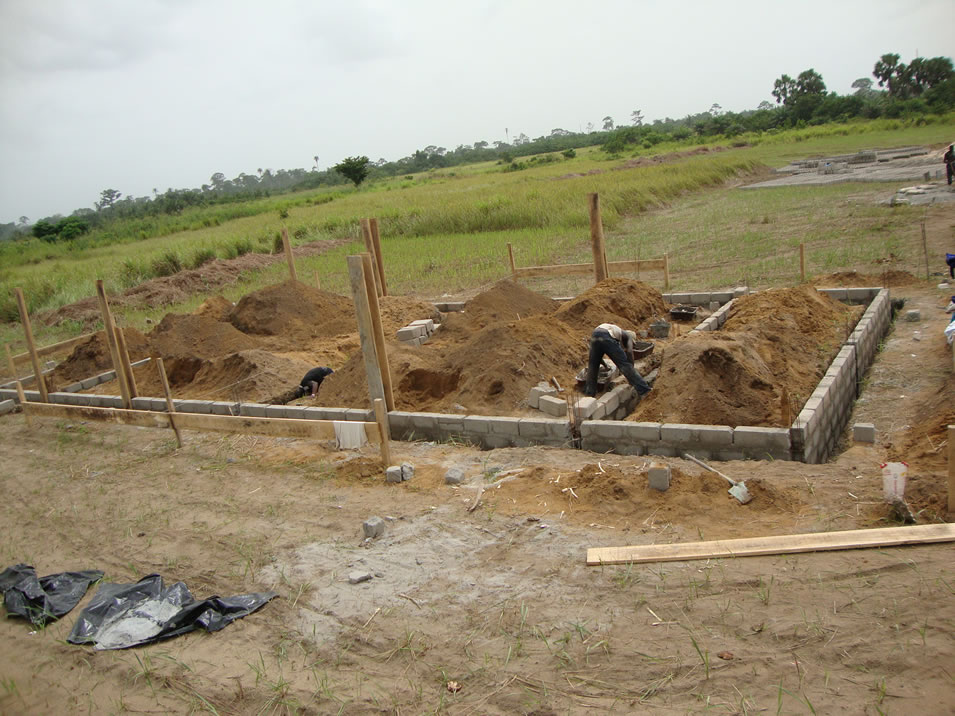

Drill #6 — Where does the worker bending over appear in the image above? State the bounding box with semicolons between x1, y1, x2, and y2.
295;366;333;398
585;323;652;398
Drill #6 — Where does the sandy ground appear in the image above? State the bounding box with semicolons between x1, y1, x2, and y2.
1;273;954;713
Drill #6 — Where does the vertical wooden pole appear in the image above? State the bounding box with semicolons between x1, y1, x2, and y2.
314;271;321;290
921;222;929;280
369;218;388;297
16;381;32;428
156;358;182;448
95;280;131;409
4;343;17;383
663;252;671;291
948;425;955;514
361;252;395;411
14;288;48;402
507;242;516;276
588;193;608;284
281;227;298;282
114;325;138;398
799;243;806;283
360;219;383;297
346;255;385;406
374;398;391;468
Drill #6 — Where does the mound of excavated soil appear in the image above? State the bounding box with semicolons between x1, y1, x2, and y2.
229;280;355;339
194;295;234;321
812;270;922;288
631;286;862;427
47;328;150;390
553;277;669;333
150;313;262;358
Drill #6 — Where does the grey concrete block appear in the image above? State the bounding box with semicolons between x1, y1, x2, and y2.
281;406;307;419
626;422;662;441
518;418;568;439
538;395;567;417
596;390;620;414
344;408;372;421
264;406;287;418
442;301;466;312
709;301;720;311
487;416;522;436
348;571;373;584
733;286;748;297
241;403;268;418
209;401;234;416
661;423;733;446
363;516;386;538
670;293;691;304
385;466;403;483
409;319;435;333
733;426;791;450
711;291;733;304
0;399;15;416
62;382;84;393
102;395;124;408
648;462;671;491
527;383;556;409
436;414;466;433
462;416;490;434
80;377;99;390
482;434;514;449
853;423;876;443
690;293;711;305
445;467;466;484
401;462;414;480
846;286;876;303
397;326;422;341
131;397;152;410
572;397;598;420
410;412;442;430
818;287;847;301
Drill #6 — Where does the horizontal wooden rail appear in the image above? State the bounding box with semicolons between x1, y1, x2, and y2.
11;332;95;365
509;253;669;289
586;524;955;565
608;258;666;273
21;401;382;443
512;262;594;279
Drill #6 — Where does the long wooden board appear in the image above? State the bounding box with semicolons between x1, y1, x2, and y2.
586;524;955;566
512;262;594;279
11;332;95;366
21;401;381;443
608;259;666;273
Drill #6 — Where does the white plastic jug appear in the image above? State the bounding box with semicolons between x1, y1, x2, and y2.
880;462;908;501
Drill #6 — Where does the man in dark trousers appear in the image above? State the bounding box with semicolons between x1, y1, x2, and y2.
296;366;333;398
584;323;652;398
945;144;955;186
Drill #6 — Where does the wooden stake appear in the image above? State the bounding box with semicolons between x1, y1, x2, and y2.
281;227;298;283
314;271;321;290
374;397;391;467
799;243;806;283
16;381;32;428
14;288;48;402
663;252;670;291
346;255;386;405
114;324;138;398
4;343;17;382
369;218;388;297
9;332;93;367
362;252;395;410
948;425;955;515
588;193;608;284
156;358;182;448
360;219;383;297
781;387;791;426
95;280;131;409
507;242;516;276
921;221;929;280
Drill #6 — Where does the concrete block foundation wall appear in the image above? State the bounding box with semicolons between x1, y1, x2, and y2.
0;289;891;464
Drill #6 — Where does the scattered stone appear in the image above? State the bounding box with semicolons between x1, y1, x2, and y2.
648;462;671;491
526;516;540;522
374;572;384;578
852;423;876;443
903;309;921;322
362;516;386;538
400;462;415;481
717;651;734;660
385;466;403;483
348;571;373;584
445;467;466;485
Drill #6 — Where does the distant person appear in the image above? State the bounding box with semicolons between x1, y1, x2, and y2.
947;253;955;279
945;144;955;186
584;323;652;398
296;366;333;398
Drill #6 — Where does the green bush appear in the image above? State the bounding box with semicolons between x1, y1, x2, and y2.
188;248;217;269
562;148;576;158
151;251;183;277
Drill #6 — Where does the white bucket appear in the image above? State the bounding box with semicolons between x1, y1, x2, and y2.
880;462;908;501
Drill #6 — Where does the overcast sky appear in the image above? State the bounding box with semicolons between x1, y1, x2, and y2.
0;0;951;224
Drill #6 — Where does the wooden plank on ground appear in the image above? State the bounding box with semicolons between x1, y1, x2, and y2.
512;263;594;279
21;401;381;442
586;524;955;566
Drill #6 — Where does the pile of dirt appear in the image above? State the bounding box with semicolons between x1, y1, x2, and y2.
553;278;669;333
632;286;862;427
812;270;922;288
489;462;803;535
229;281;356;339
47;328;150;390
193;295;234;321
150;313;262;358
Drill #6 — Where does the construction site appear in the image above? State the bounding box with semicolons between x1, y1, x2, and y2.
2;185;954;713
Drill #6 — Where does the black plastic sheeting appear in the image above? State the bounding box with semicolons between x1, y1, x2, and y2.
0;564;104;626
67;574;278;650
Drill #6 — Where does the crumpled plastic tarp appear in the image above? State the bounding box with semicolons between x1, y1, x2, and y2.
0;564;104;626
67;574;278;650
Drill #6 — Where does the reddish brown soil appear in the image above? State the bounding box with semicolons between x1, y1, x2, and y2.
811;269;922;287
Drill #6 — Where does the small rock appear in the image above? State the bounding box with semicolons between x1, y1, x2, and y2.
717;651;734;660
903;309;920;322
401;462;415;481
374;572;384;578
445;467;466;485
526;516;540;522
348;571;373;584
363;516;386;538
385;466;403;483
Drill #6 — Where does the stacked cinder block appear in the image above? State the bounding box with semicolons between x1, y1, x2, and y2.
397;318;439;346
387;410;572;449
689;300;735;333
432;301;465;312
661;289;740;307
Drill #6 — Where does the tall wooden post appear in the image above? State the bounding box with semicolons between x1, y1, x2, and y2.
346;255;386;406
360;219;383;297
948;425;955;514
663;252;671;291
374;398;391;467
507;243;516;276
4;343;17;383
16;381;32;428
361;253;395;411
799;243;806;283
14;288;48;402
114;325;138;398
314;271;321;290
588;193;608;284
156;358;182;448
369;218;388;297
281;227;298;283
921;222;929;280
95;280;131;409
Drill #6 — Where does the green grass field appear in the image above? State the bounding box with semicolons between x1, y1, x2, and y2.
1;115;952;352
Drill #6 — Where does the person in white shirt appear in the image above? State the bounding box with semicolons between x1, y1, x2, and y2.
584;323;652;398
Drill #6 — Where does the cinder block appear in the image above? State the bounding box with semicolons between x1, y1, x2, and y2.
80;377;99;390
409;319;435;333
660;423;733;446
131;397;152;410
62;382;83;393
283;406;308;419
241;403;268;418
690;293;711;305
385;466;403;483
648;462;671;491
853;423;876;443
0;399;15;416
519;417;567;439
401;462;414;480
264;406;287;418
527;383;557;409
482;434;514;449
733;286;748;297
572;397;598;420
344;408;372;421
733;426;791;450
596;390;620;414
818;287;847;301
846;287;876;303
208;401;233;416
462;415;491;434
177;399;203;414
538;395;567;417
486;416;522;436
436;414;466;433
711;291;733;304
363;516;386;538
442;301;466;312
670;293;691;304
102;395;124;408
98;370;117;383
627;422;662;441
409;412;441;430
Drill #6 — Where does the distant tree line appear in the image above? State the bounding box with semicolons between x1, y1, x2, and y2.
4;51;950;244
